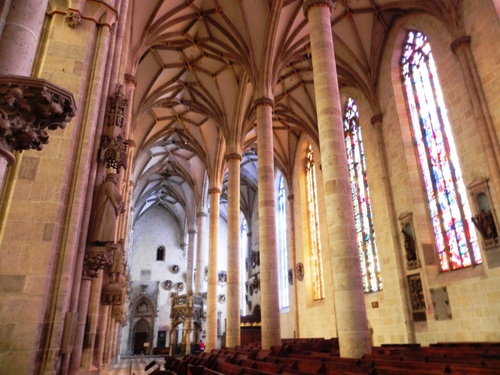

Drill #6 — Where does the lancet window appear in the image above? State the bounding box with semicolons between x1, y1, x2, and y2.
306;145;324;300
401;30;482;271
344;98;382;292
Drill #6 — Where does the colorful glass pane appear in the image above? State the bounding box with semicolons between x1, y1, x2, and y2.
344;98;382;293
306;145;325;300
277;175;290;308
401;31;481;271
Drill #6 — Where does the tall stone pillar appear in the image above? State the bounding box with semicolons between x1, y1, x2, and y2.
93;304;110;369
303;0;370;358
451;36;500;206
0;0;47;75
205;187;221;350
69;276;92;374
186;228;197;292
195;211;208;293
255;97;281;349
226;152;242;347
80;274;104;372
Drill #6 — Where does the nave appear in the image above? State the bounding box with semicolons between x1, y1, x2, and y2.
142;339;500;375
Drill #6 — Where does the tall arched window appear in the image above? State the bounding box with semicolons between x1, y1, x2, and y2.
344;98;382;293
401;30;482;271
240;217;248;315
306;145;324;300
277;175;290;309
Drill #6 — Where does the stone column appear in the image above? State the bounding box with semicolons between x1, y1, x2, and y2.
303;0;370;358
371;114;415;343
225;152;242;348
80;275;104;372
186;228;197;292
69;276;92;374
451;36;500;206
195;211;208;293
93;304;110;369
205;187;221;350
0;0;48;75
255;97;281;349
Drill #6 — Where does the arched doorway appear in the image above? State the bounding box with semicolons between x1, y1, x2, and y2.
133;318;150;355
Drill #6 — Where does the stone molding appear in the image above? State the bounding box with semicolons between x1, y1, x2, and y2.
303;0;334;18
124;74;137;86
208;187;221;195
254;97;274;108
225;152;242;161
450;35;471;54
0;75;76;158
370;113;383;126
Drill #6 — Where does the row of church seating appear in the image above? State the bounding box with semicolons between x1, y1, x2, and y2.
149;338;500;374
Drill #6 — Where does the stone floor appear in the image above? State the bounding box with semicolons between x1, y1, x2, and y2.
108;356;166;375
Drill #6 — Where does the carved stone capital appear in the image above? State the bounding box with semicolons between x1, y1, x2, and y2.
370;114;383;126
124;74;137;86
303;0;334;18
450;35;471;54
0;75;76;153
112;305;126;324
102;282;125;305
254;97;274;108
83;245;113;278
208;187;221;195
225;152;242;162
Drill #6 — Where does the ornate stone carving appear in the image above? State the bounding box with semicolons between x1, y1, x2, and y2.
98;85;129;171
112;305;126;324
105;85;127;129
65;10;82;28
102;282;124;305
83;245;113;278
98;134;129;171
0;75;76;154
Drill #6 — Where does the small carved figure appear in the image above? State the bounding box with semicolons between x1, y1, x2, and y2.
472;210;498;240
88;173;125;244
109;240;125;283
402;229;417;262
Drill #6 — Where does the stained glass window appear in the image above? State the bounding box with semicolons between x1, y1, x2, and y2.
306;145;324;300
401;30;482;271
344;98;383;293
277;175;290;309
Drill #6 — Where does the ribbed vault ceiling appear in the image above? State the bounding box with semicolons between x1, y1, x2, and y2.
128;0;464;234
